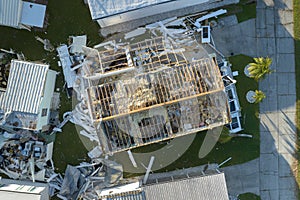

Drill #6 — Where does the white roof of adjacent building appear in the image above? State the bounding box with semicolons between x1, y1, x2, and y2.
0;192;42;200
143;173;229;200
0;60;49;114
20;2;46;28
87;0;173;20
99;173;229;200
90;0;210;27
0;178;49;200
0;0;23;27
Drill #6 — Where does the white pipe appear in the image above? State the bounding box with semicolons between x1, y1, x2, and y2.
47;173;59;183
194;9;227;28
0;48;15;54
127;150;137;168
232;134;253;138
143;156;155;184
29;157;35;182
75;162;99;168
83;67;135;80
218;157;232;168
71;62;84;71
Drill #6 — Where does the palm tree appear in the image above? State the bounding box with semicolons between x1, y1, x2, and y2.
248;57;272;81
253;90;266;103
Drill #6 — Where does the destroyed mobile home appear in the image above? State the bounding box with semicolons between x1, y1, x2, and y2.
0;7;246;200
0;137;54;181
0;59;58;131
0;56;60;191
54;10;243;156
67;35;235;154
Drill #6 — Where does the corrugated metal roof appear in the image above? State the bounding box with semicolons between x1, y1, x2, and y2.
87;0;173;20
107;192;146;200
0;0;23;27
0;60;49;114
143;173;229;200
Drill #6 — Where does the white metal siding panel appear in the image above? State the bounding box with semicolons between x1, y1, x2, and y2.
92;0;209;27
144;173;229;200
87;0;173;20
0;0;22;27
1;60;49;114
36;70;56;130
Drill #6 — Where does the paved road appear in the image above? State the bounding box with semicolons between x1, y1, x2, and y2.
131;0;297;198
222;159;259;196
212;18;257;57
257;0;297;199
213;1;297;199
221;0;298;200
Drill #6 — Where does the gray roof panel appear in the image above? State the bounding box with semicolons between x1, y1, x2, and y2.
143;173;229;200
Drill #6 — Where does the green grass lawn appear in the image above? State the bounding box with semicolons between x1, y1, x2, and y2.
0;0;259;176
52;123;89;173
123;55;260;177
44;0;102;173
223;0;256;22
239;193;261;200
39;0;101;47
229;55;260;130
0;0;102;61
0;0;102;173
294;0;300;194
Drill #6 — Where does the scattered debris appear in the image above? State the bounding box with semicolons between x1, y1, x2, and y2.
0;137;54;181
193;9;227;28
55;158;124;200
0;177;50;199
35;36;54;52
0;9;246;200
70;34;231;154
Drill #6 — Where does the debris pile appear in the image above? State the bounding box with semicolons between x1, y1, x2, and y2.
0;132;54;181
54;158;124;200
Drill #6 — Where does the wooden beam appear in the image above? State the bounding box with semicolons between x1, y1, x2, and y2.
98;88;224;122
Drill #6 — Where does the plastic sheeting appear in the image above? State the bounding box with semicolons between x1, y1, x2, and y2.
59;165;85;200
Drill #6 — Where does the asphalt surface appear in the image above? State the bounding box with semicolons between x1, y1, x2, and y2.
214;0;297;199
